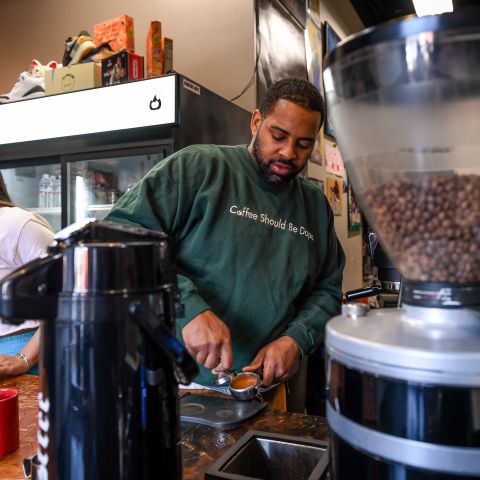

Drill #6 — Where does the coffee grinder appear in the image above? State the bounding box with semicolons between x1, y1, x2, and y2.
324;10;480;479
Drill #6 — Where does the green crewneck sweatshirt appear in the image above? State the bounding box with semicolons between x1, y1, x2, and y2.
106;144;345;385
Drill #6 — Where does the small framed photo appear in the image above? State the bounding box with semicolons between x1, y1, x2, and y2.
348;184;363;231
326;175;342;215
323;21;341;59
322;21;341;140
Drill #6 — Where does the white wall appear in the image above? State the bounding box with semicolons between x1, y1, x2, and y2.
0;0;256;111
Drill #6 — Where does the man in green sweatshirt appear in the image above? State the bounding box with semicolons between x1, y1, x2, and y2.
106;78;345;387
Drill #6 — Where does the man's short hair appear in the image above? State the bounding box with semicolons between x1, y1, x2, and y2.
260;78;325;128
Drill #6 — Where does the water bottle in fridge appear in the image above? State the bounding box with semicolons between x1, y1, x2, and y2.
45;175;54;208
38;174;50;208
53;175;61;208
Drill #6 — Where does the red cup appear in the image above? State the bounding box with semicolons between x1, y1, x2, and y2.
0;388;19;456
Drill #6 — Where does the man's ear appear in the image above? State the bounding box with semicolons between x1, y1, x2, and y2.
250;109;262;138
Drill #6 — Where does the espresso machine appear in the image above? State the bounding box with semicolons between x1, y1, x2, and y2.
324;9;480;479
0;220;198;479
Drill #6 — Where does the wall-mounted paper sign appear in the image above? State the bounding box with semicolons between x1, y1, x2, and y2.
324;140;345;177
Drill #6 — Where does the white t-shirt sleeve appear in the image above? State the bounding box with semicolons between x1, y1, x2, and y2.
14;219;54;266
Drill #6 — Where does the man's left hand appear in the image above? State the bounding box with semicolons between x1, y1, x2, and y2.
242;336;301;386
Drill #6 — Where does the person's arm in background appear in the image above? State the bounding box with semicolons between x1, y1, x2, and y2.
106;151;233;372
0;329;40;376
244;207;345;386
0;217;54;377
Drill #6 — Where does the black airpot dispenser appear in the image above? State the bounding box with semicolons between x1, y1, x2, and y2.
0;220;198;479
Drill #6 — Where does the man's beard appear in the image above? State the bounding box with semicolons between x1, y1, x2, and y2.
252;131;300;185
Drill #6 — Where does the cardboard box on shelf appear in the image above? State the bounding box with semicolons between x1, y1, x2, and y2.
101;50;144;86
45;63;101;95
146;21;162;78
162;37;173;74
93;14;134;53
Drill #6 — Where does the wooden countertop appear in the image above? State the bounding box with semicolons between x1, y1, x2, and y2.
0;376;328;480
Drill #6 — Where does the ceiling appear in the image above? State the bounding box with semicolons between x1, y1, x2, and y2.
349;0;478;28
350;0;414;27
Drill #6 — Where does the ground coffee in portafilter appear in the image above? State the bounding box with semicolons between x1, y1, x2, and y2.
230;374;258;389
364;173;480;284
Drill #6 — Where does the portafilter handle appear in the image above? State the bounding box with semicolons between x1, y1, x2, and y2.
344;285;385;302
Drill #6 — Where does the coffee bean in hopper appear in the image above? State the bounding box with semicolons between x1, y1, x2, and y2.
364;174;480;283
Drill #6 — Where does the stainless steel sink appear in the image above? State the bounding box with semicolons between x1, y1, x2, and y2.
205;430;328;479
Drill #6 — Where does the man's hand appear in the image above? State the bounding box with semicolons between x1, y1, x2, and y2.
0;354;29;378
242;336;301;386
182;310;233;371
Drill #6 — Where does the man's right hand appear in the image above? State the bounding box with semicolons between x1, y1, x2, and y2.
182;310;233;371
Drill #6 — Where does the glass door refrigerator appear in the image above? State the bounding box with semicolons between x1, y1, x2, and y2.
63;147;168;225
1;159;62;232
0;73;251;232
